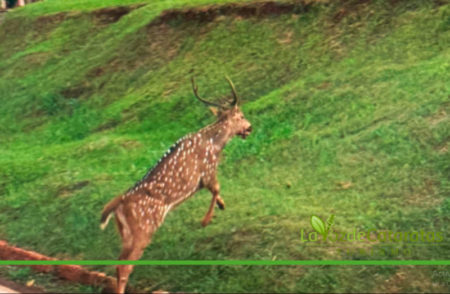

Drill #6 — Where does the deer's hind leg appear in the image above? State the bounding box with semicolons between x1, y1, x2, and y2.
116;240;148;294
115;204;152;294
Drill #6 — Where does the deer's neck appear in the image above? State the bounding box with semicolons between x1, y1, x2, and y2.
200;120;232;152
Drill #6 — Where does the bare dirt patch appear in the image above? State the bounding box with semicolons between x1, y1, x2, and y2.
92;4;144;25
404;179;442;208
60;83;94;99
35;12;67;28
153;0;311;25
93;119;120;133
57;180;90;198
427;105;449;127
23;51;50;67
374;266;449;293
34;4;143;27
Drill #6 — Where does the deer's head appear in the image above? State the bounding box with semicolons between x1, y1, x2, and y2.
191;76;252;139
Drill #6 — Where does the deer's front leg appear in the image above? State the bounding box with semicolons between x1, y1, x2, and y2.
202;181;220;227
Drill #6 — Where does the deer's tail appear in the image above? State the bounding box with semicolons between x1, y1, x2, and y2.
100;196;122;230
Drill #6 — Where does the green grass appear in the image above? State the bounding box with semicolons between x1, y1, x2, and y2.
7;0;292;17
0;0;449;292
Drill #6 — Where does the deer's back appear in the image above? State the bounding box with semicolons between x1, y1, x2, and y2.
119;132;219;223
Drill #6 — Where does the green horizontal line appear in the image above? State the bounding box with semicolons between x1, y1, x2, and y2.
0;260;448;266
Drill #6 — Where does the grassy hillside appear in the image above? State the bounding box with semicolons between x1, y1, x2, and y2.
0;0;449;292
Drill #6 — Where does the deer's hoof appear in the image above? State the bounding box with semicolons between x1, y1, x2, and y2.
216;198;225;210
201;218;211;227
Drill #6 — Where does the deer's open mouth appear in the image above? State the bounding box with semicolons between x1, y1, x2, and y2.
239;126;252;139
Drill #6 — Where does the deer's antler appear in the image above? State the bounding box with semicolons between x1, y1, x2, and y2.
225;75;239;106
191;77;224;108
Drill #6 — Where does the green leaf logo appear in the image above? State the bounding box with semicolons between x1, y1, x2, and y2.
326;214;335;232
311;215;326;236
310;214;335;239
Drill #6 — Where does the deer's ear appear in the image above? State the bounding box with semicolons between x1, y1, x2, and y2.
209;107;219;116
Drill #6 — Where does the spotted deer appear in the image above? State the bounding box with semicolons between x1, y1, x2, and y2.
100;76;252;293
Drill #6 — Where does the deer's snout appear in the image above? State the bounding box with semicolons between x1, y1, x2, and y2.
240;124;252;139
